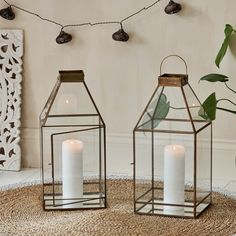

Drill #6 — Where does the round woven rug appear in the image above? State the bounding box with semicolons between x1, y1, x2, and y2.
0;180;235;236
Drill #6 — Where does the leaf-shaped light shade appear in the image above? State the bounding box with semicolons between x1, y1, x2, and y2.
56;31;72;44
0;6;15;20
164;0;182;15
215;24;234;68
112;28;129;42
199;93;217;121
199;73;229;83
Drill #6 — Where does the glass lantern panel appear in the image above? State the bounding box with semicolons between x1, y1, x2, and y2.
152;133;196;217
134;129;201;217
45;115;100;127
182;84;210;132
41;127;53;191
44;81;99;127
196;124;212;215
50;81;97;115
136;86;163;129
134;131;153;214
42;126;106;210
137;86;195;133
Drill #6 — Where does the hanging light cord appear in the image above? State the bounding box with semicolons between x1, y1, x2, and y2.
3;0;63;28
2;0;162;30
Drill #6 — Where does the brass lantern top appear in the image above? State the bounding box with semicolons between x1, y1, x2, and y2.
40;70;104;127
59;70;84;83
158;55;188;87
134;55;211;134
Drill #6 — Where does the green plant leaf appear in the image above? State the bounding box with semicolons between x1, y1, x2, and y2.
215;24;234;68
198;106;209;120
142;93;170;129
153;94;170;127
147;97;159;116
199;73;229;83
199;93;217;121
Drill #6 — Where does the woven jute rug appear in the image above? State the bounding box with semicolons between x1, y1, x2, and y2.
0;180;235;236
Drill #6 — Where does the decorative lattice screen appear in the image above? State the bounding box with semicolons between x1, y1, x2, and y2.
0;30;23;171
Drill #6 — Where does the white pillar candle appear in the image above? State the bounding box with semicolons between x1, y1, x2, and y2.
164;145;185;215
62;139;83;208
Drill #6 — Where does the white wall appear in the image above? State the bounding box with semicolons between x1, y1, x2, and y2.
1;0;236;179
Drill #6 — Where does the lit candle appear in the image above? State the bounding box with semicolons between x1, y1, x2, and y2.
57;94;77;114
164;145;185;215
62;139;83;208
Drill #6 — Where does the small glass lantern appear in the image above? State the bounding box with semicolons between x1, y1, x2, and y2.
40;70;106;211
133;55;212;218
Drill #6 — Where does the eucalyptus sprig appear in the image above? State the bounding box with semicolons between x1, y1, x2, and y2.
199;24;236;121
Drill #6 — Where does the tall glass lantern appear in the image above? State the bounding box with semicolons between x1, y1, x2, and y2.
40;70;106;211
133;55;212;219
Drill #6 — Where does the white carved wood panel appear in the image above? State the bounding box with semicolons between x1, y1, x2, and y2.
0;30;23;171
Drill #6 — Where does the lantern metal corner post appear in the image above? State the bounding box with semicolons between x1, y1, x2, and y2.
40;70;107;211
133;55;212;219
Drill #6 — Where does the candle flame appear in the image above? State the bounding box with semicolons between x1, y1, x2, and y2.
66;99;69;104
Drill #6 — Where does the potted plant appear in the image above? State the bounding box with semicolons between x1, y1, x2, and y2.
141;25;236;128
199;24;236;120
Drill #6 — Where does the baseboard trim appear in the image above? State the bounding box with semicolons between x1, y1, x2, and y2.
21;128;236;181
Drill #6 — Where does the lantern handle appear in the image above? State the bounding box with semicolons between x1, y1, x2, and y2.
160;54;188;75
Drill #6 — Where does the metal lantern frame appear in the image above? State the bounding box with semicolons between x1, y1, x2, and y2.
133;55;212;219
40;70;107;211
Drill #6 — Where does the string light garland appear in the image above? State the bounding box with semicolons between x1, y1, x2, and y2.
164;0;182;14
112;23;130;42
0;5;14;20
0;0;182;44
